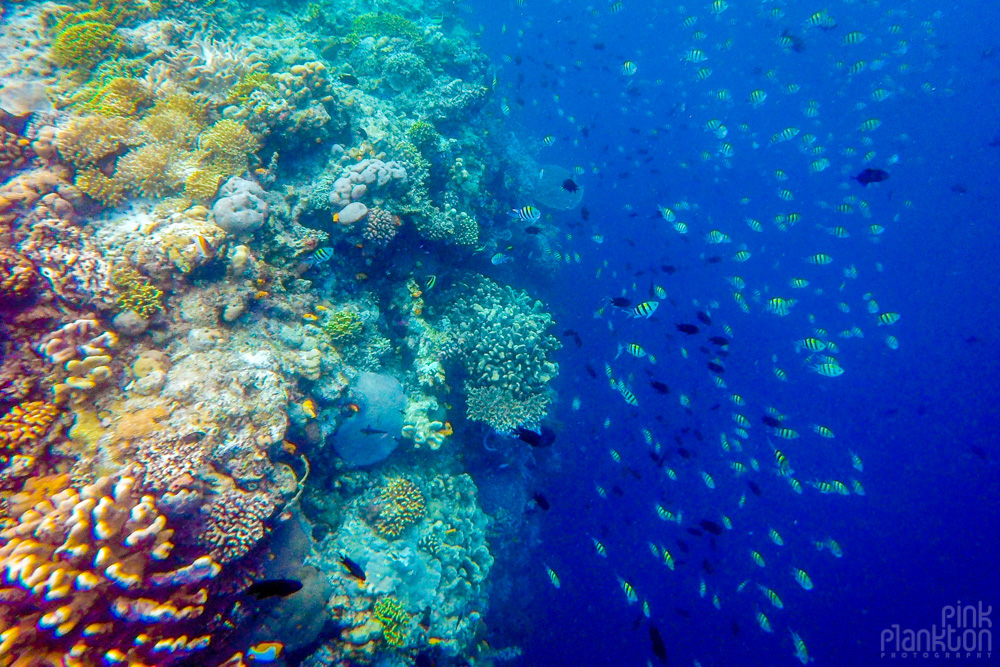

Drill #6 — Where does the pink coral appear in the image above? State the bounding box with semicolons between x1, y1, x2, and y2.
0;467;222;665
362;206;400;247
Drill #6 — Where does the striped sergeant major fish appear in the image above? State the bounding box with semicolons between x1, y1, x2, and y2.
509;205;541;222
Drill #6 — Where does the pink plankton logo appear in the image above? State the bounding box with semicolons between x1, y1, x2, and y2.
881;602;992;659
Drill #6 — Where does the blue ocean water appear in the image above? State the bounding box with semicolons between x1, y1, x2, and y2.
461;1;1000;665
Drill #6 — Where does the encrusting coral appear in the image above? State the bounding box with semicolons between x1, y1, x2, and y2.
373;477;425;539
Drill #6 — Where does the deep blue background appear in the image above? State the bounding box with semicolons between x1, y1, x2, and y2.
460;0;1000;664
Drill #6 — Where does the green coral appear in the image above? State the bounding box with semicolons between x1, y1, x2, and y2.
49;12;119;68
406;121;440;153
110;265;163;317
226;69;275;106
347;12;422;47
322;310;362;341
373;596;410;648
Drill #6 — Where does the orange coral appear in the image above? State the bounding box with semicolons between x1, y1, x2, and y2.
0;401;59;454
0;467;221;664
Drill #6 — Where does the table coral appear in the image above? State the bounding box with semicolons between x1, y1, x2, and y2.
0;467;221;665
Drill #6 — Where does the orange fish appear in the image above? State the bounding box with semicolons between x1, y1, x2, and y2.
302;313;318;321
281;440;298;454
346;402;360;413
302;399;317;419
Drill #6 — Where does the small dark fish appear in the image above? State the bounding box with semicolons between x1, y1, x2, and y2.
676;323;700;335
687;528;704;536
611;297;632;308
951;183;968;194
562;178;579;193
677;447;691;459
649;626;668;664
585;364;598;378
611;485;624;497
593;42;606;50
524;226;541;234
761;415;783;428
701;558;714;574
626;238;636;247
245;578;303;600
676;607;691;618
661;265;677;274
696;311;712;326
965;336;980;344
731;620;741;636
580;207;590;220
704;256;723;264
693;430;704;442
360;426;388;436
338;73;359;85
970;446;987;460
699;519;723;535
747;481;762;497
708;336;729;346
676;539;690;553
515;426;556;447
854;168;890;186
707;361;725;374
649;380;670;394
532;492;550;510
339;555;366;581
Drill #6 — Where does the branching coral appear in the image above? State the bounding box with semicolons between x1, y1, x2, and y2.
56;115;131;168
110;265;163;317
0;467;221;665
373;477;425;539
444;275;560;432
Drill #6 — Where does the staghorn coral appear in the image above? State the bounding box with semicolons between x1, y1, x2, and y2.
373;596;411;648
373;477;425;539
110;264;163;317
0;467;221;665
